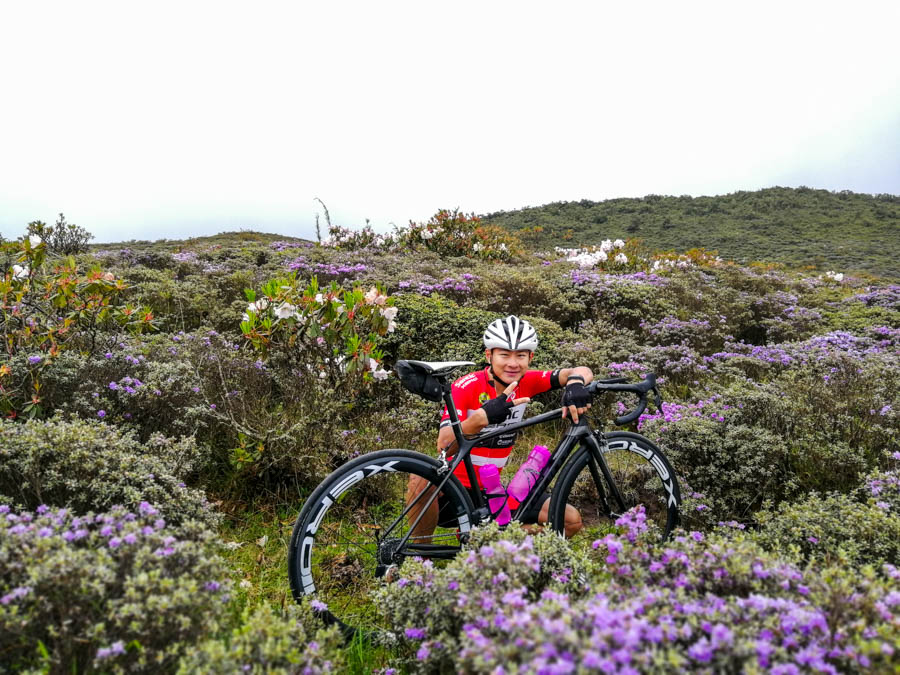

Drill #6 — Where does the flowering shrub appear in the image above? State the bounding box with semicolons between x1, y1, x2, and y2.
395;272;478;302
0;418;214;527
324;221;402;251
407;209;521;261
1;231;156;418
176;604;344;674
379;510;900;673
240;276;395;385
321;209;521;261
0;505;230;673
284;255;370;282
556;238;635;269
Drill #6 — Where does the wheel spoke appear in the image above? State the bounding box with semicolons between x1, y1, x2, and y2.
289;453;472;636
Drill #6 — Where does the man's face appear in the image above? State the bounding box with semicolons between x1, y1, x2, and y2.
486;348;533;383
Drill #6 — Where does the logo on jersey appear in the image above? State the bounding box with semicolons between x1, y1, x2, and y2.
478;392;489;404
457;373;478;389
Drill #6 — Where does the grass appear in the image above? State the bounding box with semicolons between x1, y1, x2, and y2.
219;499;397;671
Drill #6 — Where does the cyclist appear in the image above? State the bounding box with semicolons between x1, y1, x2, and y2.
406;315;592;538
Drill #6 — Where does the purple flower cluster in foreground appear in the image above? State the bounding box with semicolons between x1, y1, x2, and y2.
1;503;232;671
381;508;900;673
285;256;368;279
2;503;179;557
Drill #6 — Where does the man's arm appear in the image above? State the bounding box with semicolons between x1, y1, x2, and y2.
558;366;594;422
557;366;594;387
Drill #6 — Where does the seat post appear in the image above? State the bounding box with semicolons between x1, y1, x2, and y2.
440;378;465;449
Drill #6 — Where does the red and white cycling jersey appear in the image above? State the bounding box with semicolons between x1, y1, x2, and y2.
440;367;557;488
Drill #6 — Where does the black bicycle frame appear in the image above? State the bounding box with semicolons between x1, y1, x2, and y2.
390;379;622;557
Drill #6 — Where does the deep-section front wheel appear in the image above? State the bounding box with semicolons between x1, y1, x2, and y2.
288;449;474;637
549;431;680;540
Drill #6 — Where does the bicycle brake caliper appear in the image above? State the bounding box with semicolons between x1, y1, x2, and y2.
436;447;450;475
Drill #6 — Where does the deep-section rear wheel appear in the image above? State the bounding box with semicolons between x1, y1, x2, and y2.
550;431;680;540
288;449;474;637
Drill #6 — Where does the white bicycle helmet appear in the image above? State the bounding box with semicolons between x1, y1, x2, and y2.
483;315;539;351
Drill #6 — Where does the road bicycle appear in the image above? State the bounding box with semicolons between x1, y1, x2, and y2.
288;360;681;636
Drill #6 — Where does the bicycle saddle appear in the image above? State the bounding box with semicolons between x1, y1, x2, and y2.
402;360;474;377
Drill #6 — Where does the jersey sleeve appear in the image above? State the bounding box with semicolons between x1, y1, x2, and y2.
518;369;555;397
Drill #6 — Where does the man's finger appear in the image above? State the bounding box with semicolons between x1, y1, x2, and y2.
511;397;530;406
502;380;519;397
569;404;580;423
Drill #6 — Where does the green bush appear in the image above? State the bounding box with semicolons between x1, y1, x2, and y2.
754;490;900;568
381;293;569;368
0;418;213;527
470;264;588;328
380;294;498;362
643;416;790;523
754;465;900;567
177;604;344;674
0;505;229;673
28;213;94;256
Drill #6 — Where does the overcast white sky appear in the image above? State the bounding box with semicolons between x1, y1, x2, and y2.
1;1;898;243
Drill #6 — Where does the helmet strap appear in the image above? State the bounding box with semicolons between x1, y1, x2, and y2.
487;360;513;389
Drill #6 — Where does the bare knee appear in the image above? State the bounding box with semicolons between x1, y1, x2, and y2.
564;504;583;538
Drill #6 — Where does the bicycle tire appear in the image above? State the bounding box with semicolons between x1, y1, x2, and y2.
549;431;680;540
288;449;475;637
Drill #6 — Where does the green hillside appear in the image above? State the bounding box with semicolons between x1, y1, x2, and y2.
482;187;900;278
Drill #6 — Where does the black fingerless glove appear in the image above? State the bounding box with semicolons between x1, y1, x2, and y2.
562;381;590;409
481;394;514;425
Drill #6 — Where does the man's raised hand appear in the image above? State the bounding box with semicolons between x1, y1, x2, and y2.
478;380;531;427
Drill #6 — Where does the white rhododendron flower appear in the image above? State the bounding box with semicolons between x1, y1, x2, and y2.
382;306;398;321
613;239;625;249
314;293;324;303
246;298;268;314
372;368;389;381
28;234;41;247
364;287;387;306
387;320;397;333
600;239;613;253
12;264;30;280
420;229;434;240
615;253;628;264
274;302;296;319
473;243;483;252
499;243;508;251
824;271;845;282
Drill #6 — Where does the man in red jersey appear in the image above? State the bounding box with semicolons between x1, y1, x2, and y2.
406;315;592;538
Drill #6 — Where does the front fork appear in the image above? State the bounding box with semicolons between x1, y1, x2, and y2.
583;431;627;518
